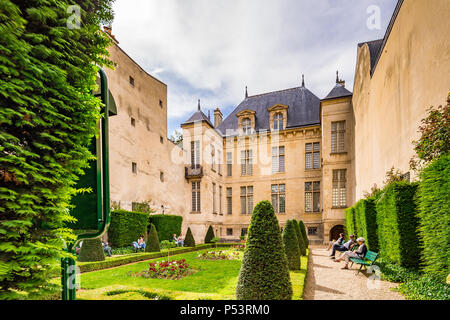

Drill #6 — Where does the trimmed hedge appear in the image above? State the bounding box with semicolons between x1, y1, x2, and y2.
283;220;301;270
292;219;306;256
149;215;183;242
204;226;215;244
376;182;421;268
236;201;292;300
78;238;105;262
417;155;450;282
146;224;160;253
77;244;236;273
184;227;195;247
354;198;378;251
108;210;149;248
345;207;357;238
298;220;309;247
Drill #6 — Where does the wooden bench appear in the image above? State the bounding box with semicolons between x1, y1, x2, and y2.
349;250;378;274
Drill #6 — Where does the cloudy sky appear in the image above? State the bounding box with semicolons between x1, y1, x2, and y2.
110;0;397;136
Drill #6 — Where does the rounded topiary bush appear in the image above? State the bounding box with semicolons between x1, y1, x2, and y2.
146;223;160;252
204;226;215;244
298;220;309;247
236;200;292;300
78;238;105;262
283;220;301;270
184;227;196;247
292;219;306;256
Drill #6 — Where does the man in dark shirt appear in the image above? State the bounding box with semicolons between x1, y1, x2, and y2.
330;234;355;258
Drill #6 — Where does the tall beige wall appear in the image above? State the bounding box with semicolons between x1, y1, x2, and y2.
352;0;450;201
106;44;189;221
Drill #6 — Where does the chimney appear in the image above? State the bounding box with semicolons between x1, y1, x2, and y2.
214;108;223;128
103;25;119;44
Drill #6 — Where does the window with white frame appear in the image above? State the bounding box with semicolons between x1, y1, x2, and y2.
331;121;346;153
305;181;320;213
332;169;347;208
306;142;320;169
242;118;251;134
227;188;232;215
192;181;201;212
272;146;285;173
271;184;286;214
240;186;254;215
191;141;200;169
226;152;232;176
241;150;253;176
273;113;284;131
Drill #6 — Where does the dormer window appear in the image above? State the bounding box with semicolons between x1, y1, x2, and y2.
242;118;251;134
273;113;284;131
268;104;288;131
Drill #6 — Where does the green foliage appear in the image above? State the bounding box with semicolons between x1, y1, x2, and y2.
184;227;195;247
411;95;450;171
236;201;292;300
108;210;149;248
204;226;215;244
376;258;421;283
282;220;301;270
417;155;450;282
354;198;378;251
146;224;160;253
398;276;450;300
78;238;105;262
131;201;154;214
149;214;182;242
160;240;176;250
0;0;114;298
292;220;306;256
345;207;357;238
376;182;421;268
298;220;309;247
111;247;135;255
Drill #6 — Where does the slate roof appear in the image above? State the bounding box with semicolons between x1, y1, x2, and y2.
181;109;214;127
322;83;353;101
216;86;321;136
357;39;383;74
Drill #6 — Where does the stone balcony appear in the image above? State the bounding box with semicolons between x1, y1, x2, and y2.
185;166;203;179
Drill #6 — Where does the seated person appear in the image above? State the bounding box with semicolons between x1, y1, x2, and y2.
75;241;82;255
173;234;184;247
328;233;345;250
102;240;112;257
132;236;146;251
330;234;355;258
334;237;367;269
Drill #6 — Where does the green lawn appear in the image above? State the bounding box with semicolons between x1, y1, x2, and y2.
77;248;309;300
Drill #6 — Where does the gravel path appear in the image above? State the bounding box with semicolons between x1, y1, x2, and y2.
303;246;405;300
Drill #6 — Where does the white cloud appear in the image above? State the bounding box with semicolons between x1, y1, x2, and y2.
110;0;396;132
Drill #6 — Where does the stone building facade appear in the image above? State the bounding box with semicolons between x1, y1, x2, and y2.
104;0;450;244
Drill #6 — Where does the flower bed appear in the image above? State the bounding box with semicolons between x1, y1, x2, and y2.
197;249;242;260
130;259;196;280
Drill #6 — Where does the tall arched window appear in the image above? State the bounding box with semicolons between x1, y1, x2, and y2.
274;113;283;131
242;118;251;134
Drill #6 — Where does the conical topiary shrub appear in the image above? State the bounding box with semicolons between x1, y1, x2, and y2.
283;220;301;270
236;200;292;300
292;219;306;256
204;225;215;244
146;223;160;252
78;238;105;262
184;227;195;247
299;220;309;247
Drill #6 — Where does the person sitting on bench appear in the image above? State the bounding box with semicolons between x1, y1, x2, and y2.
173;233;184;247
328;233;345;250
102;240;112;257
132;236;146;252
330;234;355;258
334;237;367;269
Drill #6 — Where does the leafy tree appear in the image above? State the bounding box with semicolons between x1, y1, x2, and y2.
292;219;306;256
146;224;160;253
184;227;195;247
0;0;114;299
298;220;309;247
204;225;215;244
411;94;450;171
282;220;301;270
236;201;292;300
78;238;105;262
